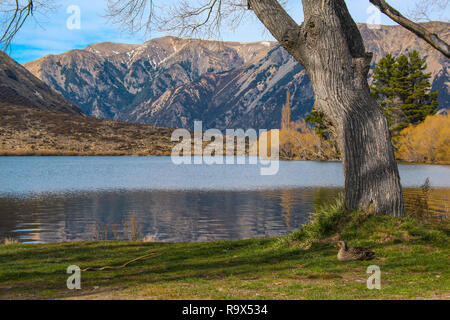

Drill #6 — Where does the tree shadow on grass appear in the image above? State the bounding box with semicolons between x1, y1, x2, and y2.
1;240;338;292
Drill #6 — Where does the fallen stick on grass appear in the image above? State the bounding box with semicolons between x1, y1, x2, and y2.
82;253;160;272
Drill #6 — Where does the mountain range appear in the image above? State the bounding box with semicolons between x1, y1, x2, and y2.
24;22;449;130
0;47;177;155
0;50;82;115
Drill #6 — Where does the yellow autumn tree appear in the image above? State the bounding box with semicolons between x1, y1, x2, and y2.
396;114;450;164
281;120;338;160
263;90;339;160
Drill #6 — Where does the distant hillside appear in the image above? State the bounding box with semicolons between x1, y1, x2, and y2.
0;50;83;115
0;104;177;156
0;50;181;156
25;22;449;130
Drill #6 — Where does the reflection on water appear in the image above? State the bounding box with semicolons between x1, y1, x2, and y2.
403;188;450;217
0;188;448;243
0;157;449;243
0;189;333;243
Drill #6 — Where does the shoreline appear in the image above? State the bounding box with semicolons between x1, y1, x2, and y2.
0;150;169;157
0;151;448;165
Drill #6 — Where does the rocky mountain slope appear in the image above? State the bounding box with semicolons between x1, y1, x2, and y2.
0;49;179;156
24;22;449;130
0;50;83;115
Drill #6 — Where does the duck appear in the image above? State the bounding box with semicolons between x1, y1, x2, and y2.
336;241;376;262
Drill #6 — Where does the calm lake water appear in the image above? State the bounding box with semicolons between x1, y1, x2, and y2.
0;156;449;243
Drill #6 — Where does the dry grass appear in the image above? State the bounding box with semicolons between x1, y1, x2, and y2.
91;214;151;242
0;105;246;157
0;104;177;156
2;237;19;245
142;234;157;243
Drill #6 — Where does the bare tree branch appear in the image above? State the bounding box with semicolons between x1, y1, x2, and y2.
370;0;450;58
248;0;305;64
409;0;449;24
106;0;252;39
0;0;448;61
0;0;34;50
106;0;155;34
0;0;55;51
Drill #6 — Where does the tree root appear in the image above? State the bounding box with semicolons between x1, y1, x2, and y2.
81;252;160;272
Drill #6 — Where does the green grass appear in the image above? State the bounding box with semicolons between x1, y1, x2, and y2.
0;203;449;300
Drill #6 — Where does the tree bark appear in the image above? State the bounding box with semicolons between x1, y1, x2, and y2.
250;0;405;216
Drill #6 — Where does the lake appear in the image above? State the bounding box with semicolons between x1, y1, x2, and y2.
0;156;449;243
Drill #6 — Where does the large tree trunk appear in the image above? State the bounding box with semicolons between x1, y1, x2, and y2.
250;0;405;216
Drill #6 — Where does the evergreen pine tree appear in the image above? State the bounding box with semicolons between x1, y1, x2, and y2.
402;50;439;126
371;50;439;134
371;54;398;130
305;108;329;139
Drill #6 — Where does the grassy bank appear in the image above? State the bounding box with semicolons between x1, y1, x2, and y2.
0;205;448;300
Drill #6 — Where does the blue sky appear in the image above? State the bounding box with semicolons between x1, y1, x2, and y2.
8;0;449;64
